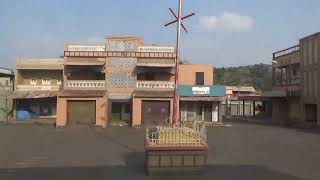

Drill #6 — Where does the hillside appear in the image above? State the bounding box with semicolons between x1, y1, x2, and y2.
214;64;272;90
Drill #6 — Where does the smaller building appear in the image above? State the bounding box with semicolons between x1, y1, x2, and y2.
0;68;14;122
178;64;226;123
10;58;63;122
224;86;262;116
263;32;320;125
262;44;301;123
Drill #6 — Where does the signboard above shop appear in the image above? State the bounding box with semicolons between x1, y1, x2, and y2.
179;85;226;97
192;87;210;95
138;46;175;53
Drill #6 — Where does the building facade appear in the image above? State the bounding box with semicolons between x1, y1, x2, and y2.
178;64;225;122
264;32;320;124
10;58;63;121
300;33;320;124
11;35;225;127
223;86;261;117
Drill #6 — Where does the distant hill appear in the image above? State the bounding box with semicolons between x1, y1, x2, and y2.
214;64;272;90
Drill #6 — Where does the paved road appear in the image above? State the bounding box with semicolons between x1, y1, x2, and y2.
0;122;319;180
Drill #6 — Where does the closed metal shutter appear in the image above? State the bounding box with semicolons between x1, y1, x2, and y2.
67;100;96;125
142;101;170;125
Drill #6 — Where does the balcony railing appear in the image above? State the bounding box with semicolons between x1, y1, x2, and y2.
66;45;106;52
16;85;62;91
17;58;64;64
65;80;106;88
136;81;175;89
274;77;300;86
16;58;64;69
138;45;175;53
273;45;300;59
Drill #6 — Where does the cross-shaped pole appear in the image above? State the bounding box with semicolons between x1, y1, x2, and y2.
164;0;195;125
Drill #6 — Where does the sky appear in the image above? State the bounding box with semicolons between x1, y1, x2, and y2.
0;0;320;68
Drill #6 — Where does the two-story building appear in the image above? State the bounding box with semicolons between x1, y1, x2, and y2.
178;64;226;122
263;32;320;125
224;86;262;117
10;58;63;121
263;45;301;123
10;35;226;127
56;36;177;127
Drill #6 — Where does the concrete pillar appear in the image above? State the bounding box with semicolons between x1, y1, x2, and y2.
56;97;67;127
132;98;142;127
202;102;204;121
300;101;306;122
12;99;16;122
238;101;241;116
218;101;223;122
212;102;219;122
96;97;107;128
272;68;275;85
280;68;283;85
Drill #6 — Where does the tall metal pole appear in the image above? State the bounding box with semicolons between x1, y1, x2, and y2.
172;0;182;125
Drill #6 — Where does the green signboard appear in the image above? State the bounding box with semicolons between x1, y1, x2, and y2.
178;85;225;97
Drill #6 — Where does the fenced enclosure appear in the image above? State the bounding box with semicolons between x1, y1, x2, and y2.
145;120;208;174
145;120;207;146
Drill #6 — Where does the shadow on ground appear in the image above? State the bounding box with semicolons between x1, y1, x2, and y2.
225;118;320;135
0;152;303;180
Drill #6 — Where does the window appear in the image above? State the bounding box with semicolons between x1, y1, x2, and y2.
5;80;9;86
144;73;154;81
30;78;37;85
195;72;204;85
42;78;51;85
292;69;297;76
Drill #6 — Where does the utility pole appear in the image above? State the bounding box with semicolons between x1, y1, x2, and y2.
172;0;182;125
165;0;195;125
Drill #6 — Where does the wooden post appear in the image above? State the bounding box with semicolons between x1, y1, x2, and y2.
280;68;283;86
253;101;256;116
242;101;245;117
172;0;182;125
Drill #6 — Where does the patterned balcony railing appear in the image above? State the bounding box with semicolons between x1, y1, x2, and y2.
16;85;62;91
136;81;175;89
16;58;64;70
273;45;300;59
17;58;64;64
138;45;175;53
146;121;207;146
65;80;106;88
67;45;106;52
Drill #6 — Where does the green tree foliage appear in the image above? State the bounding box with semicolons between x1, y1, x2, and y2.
214;63;272;90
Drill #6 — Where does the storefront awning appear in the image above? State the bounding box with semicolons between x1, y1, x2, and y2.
135;67;174;75
262;90;286;98
134;90;174;98
8;91;58;99
237;95;262;101
108;93;133;102
59;90;106;97
180;96;225;101
178;85;226;97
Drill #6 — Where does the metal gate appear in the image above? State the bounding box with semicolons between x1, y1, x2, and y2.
142;101;170;125
67;100;96;125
